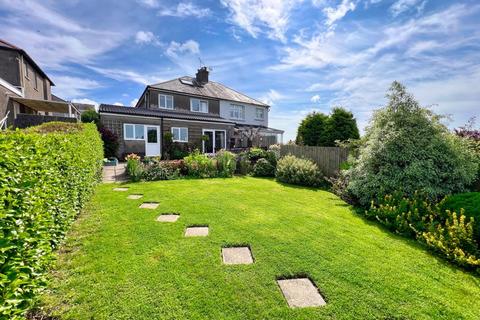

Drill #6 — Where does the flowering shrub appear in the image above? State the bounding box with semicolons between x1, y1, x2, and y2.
367;192;480;271
275;154;324;187
142;160;182;181
184;150;217;178
126;153;143;182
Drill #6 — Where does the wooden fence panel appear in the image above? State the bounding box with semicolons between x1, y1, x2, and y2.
280;145;348;177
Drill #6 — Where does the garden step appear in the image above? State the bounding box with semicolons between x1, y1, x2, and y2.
277;278;326;308
139;202;159;209
113;187;129;191
184;226;209;237
127;194;143;199
156;214;180;222
221;247;253;265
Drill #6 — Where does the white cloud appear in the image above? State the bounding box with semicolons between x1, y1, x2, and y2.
259;89;285;106
159;2;211;18
135;31;161;45
390;0;424;17
221;0;302;42
87;66;166;85
72;98;99;111
0;0;125;70
51;76;101;99
137;0;159;8
323;0;356;27
166;40;200;57
113;102;123;106
310;94;321;103
130;98;139;107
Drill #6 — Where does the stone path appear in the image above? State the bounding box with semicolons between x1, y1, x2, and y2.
102;163;127;183
184;226;209;237
222;247;254;265
139;202;159;209
277;278;326;308
113;187;129;192
157;214;180;222
117;187;327;309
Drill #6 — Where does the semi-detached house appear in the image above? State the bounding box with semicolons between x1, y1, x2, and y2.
99;67;284;158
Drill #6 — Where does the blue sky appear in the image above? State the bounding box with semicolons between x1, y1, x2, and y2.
1;0;479;141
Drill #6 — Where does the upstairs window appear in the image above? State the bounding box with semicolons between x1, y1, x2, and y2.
124;124;145;140
230;104;245;120
171;127;188;142
34;73;38;90
256;107;265;120
191;98;208;113
159;94;173;109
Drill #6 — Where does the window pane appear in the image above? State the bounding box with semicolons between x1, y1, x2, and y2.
135;125;144;139
147;127;157;143
200;101;208;112
159;95;165;108
172;128;179;141
166;96;173;108
125;125;134;139
180;128;188;141
215;131;225;152
191;99;199;111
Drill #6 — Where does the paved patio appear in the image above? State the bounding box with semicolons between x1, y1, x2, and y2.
102;163;127;183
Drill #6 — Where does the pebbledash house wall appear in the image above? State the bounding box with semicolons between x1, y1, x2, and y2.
100;113;233;158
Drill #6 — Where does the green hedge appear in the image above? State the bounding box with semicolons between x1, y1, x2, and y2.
0;122;103;319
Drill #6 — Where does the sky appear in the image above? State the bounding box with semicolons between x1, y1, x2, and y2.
1;0;479;141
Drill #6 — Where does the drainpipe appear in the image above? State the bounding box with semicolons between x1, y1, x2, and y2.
160;117;164;159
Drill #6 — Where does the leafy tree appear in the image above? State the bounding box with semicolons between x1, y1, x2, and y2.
326;107;360;146
295;108;359;146
81;109;100;125
295;112;328;146
347;81;479;206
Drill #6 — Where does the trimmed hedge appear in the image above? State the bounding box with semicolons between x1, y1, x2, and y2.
0;122;103;319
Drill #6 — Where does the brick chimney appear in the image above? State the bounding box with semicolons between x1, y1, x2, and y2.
195;67;209;84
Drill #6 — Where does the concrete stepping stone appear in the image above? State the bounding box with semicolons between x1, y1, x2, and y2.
185;226;209;237
139;202;159;209
113;187;129;191
127;194;143;199
222;247;253;265
156;214;180;222
277;278;326;308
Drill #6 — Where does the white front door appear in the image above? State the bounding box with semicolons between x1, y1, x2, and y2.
145;125;160;157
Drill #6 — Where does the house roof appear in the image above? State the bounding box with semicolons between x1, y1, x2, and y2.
148;77;269;108
0;39;54;85
99;104;235;124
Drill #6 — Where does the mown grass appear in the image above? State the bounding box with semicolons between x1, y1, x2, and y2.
39;177;480;319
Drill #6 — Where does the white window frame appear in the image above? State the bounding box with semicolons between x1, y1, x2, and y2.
123;123;145;141
159;94;174;109
34;73;38;90
171;127;188;143
255;107;265;120
230;104;245;120
190;98;209;113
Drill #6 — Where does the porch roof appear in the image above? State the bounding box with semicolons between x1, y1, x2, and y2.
235;124;284;134
11;97;75;114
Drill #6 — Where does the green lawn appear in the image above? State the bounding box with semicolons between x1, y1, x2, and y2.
39;177;480;319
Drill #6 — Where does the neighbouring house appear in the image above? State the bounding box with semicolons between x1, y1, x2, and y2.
0;39;80;129
99;67;284;158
